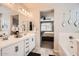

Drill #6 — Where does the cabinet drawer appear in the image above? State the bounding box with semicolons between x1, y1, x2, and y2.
25;50;29;56
25;42;29;45
2;41;24;56
25;39;29;42
25;45;29;49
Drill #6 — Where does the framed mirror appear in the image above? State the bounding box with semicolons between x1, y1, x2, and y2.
11;15;19;35
12;15;19;27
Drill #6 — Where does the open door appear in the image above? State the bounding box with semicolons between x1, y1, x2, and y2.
40;9;54;49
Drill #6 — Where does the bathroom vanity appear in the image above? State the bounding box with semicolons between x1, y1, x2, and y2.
0;32;35;56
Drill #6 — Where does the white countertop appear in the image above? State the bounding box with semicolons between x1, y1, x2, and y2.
76;39;79;42
0;31;35;49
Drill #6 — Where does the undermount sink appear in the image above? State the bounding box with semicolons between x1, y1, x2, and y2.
0;36;8;41
3;37;8;40
14;35;23;38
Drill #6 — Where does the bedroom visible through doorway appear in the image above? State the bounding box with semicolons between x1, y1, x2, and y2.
40;9;54;49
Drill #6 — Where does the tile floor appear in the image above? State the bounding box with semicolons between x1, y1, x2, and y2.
41;41;54;49
32;48;55;56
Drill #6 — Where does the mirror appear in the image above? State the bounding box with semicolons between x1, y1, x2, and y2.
11;15;19;35
12;15;19;27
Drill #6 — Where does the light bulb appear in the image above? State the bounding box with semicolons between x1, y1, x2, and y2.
22;8;25;12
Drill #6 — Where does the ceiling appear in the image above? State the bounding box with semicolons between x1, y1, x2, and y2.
22;3;79;11
23;3;55;10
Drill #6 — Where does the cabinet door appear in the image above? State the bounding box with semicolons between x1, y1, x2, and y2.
2;41;24;56
29;35;35;52
31;36;35;49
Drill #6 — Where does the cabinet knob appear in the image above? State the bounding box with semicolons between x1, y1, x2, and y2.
15;46;18;52
70;46;73;48
69;36;73;39
26;42;29;45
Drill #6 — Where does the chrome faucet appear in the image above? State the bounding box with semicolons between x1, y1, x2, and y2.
3;33;8;40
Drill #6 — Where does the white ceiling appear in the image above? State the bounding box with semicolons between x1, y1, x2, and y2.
23;3;54;9
22;3;79;10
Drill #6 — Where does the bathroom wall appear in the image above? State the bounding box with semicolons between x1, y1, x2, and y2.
26;4;59;52
26;4;79;53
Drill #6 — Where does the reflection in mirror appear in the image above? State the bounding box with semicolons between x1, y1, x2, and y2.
11;15;19;35
12;15;19;27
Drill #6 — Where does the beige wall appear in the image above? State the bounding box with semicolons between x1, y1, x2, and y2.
26;4;79;53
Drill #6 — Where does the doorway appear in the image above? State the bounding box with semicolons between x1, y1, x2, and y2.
40;9;54;49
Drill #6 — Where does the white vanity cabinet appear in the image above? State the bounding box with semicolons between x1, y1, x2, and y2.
29;35;35;52
2;40;24;56
24;38;30;56
24;34;35;56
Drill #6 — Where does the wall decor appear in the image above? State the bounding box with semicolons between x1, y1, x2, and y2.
62;12;66;27
67;10;72;25
74;11;79;27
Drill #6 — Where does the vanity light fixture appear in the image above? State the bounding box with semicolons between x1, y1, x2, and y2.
17;7;32;17
21;8;24;12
